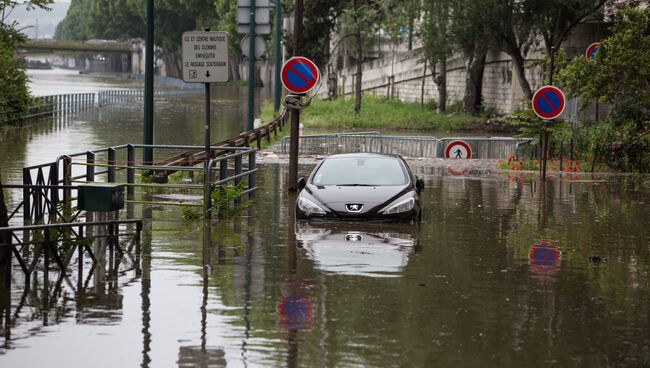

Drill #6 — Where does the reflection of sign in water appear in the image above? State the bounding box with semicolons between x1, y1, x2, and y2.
532;86;566;120
445;140;472;159
529;240;561;275
447;166;469;176
278;295;313;330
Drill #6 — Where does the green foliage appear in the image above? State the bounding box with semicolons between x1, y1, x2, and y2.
298;95;483;131
1;1;53;123
210;181;248;219
559;7;650;172
182;207;202;221
419;0;451;66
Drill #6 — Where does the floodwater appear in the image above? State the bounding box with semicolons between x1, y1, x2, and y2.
1;71;650;367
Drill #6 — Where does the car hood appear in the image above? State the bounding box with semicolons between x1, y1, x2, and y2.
306;184;411;214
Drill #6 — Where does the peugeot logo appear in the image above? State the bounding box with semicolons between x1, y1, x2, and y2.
345;204;363;213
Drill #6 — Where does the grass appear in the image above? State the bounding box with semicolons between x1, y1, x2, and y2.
261;96;485;132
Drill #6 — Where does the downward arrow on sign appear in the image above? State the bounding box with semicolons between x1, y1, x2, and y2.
205;71;211;78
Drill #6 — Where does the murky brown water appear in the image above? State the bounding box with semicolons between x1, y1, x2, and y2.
1;71;650;367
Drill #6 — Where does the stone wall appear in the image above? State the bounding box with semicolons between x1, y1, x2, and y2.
318;23;606;119
321;48;547;114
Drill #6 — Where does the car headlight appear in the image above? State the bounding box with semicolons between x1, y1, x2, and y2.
381;197;415;215
298;196;326;215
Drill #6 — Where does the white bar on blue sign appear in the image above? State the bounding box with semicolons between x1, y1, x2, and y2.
237;0;270;7
237;24;271;35
237;7;270;24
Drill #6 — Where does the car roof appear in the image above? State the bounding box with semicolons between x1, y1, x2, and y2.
323;153;401;160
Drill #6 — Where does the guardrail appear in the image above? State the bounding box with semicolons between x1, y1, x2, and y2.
4;143;259;225
282;133;533;159
0;93;96;125
97;89;203;107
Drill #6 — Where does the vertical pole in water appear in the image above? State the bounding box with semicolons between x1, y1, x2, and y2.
143;0;155;165
273;0;282;113
247;0;257;131
204;81;211;214
288;0;303;191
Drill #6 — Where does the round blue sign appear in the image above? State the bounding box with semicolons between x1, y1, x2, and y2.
532;86;566;120
281;56;320;94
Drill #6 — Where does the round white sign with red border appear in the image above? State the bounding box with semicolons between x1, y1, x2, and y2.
445;140;472;159
281;56;320;94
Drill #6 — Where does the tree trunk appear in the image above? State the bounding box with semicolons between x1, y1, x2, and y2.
464;51;487;115
354;22;363;115
420;58;428;108
436;57;447;113
163;51;181;78
509;48;532;100
230;56;241;81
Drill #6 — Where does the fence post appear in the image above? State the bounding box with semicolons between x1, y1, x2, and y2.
234;155;242;204
248;150;256;200
63;156;72;220
204;160;213;217
86;151;95;182
50;162;59;223
108;147;116;183
127;144;135;200
23;168;31;222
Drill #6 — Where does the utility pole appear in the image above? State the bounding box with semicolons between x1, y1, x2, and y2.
143;0;154;165
273;0;282;113
288;0;303;191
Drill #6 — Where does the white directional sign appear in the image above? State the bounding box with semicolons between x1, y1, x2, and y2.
182;31;230;83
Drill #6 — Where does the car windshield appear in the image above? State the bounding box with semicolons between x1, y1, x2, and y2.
311;156;408;186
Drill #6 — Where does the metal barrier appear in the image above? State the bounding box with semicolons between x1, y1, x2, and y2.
4;143;258;225
97;89;202;107
1;93;96;125
282;133;532;159
205;148;257;214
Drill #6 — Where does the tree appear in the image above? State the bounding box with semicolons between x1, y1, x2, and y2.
420;0;451;112
482;0;608;100
448;0;494;115
560;6;650;172
1;0;53;122
338;0;383;114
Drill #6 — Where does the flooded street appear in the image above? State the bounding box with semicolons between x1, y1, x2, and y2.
1;71;650;367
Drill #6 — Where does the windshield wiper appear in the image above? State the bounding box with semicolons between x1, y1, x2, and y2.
338;184;376;187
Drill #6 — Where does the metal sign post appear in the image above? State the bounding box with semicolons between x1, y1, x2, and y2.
281;55;320;192
182;30;230;214
237;0;271;132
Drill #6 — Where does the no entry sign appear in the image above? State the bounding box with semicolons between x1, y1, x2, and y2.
532;86;566;120
586;42;600;61
281;56;320;94
445;140;472;159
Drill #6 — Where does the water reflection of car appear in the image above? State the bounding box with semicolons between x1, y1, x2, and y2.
296;153;424;222
295;221;420;277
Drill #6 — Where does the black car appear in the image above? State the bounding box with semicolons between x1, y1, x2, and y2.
296;153;424;222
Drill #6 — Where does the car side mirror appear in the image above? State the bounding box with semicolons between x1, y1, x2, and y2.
297;177;307;191
416;177;425;192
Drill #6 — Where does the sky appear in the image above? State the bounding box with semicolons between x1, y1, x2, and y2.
5;2;71;39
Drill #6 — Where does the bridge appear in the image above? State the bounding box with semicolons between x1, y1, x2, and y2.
19;39;136;54
19;39;145;74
